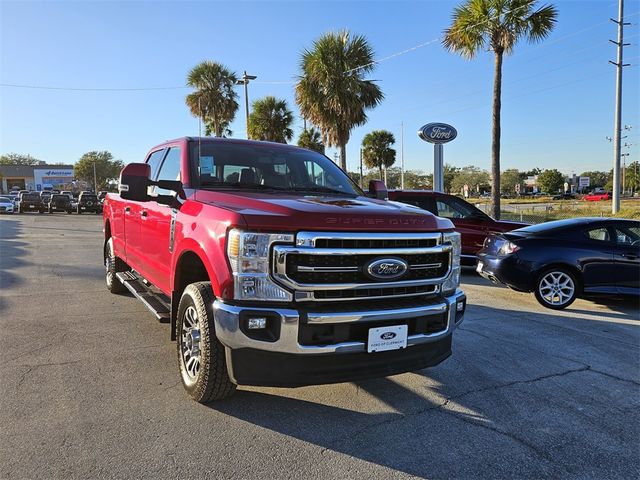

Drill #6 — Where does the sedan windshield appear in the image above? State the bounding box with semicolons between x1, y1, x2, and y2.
190;141;362;196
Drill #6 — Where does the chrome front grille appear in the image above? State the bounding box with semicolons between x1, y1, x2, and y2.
272;232;451;302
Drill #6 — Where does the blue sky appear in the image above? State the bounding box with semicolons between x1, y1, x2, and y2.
1;0;639;176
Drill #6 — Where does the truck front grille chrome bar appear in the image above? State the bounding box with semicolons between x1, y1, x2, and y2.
272;232;452;301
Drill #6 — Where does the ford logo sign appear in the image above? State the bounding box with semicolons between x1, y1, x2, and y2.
418;123;457;144
366;258;408;280
380;332;397;340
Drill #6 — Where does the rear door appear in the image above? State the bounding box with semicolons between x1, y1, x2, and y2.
433;196;489;258
611;223;640;294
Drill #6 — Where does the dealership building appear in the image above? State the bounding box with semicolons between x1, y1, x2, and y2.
0;164;75;193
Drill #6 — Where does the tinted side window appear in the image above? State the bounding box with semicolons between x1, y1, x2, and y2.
146;149;166;181
154;147;182;196
614;227;639;245
436;198;475;219
584;228;610;242
396;196;436;214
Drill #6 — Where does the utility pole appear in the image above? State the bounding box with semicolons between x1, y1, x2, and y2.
236;71;257;139
609;0;630;213
400;122;405;189
93;161;97;193
359;148;363;189
622;152;630;195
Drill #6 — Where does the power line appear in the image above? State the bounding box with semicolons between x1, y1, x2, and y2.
344;2;534;75
0;83;189;91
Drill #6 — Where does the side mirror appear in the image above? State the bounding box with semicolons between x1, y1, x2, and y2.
368;180;388;200
119;163;151;202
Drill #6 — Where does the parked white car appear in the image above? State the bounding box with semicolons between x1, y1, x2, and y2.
0;196;15;214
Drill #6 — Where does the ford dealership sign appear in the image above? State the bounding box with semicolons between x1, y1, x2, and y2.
418;123;457;144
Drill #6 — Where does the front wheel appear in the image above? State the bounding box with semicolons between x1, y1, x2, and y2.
534;268;578;310
177;282;236;403
77;206;82;214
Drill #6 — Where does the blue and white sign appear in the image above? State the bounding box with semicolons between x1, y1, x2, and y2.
418;123;457;144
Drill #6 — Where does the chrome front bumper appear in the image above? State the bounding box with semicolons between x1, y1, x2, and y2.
213;290;466;356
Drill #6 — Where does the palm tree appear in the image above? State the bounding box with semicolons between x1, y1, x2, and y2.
247;96;294;143
185;61;239;137
297;127;325;153
443;0;557;219
362;130;396;182
296;30;384;171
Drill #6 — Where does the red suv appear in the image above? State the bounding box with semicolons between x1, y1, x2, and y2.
388;190;526;264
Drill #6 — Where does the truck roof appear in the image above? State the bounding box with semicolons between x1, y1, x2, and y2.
156;136;307;151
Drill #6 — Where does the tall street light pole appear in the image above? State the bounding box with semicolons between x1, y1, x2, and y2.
401;122;405;189
93;161;97;193
236;71;257;139
609;0;630;213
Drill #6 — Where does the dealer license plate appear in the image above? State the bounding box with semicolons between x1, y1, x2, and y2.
367;325;408;353
476;261;484;273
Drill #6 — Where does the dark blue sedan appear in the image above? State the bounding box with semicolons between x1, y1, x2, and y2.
476;218;640;309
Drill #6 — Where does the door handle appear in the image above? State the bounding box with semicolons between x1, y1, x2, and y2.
124;206;131;213
141;210;148;218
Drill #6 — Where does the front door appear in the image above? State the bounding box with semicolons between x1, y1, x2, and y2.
611;224;640;294
123;148;166;271
139;145;183;293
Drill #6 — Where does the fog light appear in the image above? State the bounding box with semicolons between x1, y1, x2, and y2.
247;317;267;330
456;301;464;312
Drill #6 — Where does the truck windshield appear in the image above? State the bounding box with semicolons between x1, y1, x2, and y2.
190;142;362;196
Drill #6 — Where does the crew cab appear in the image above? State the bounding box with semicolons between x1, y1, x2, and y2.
76;192;101;214
47;194;73;214
388;190;526;264
17;192;45;214
103;137;466;403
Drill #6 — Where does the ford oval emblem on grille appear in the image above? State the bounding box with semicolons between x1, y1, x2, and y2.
380;332;396;340
366;258;408;280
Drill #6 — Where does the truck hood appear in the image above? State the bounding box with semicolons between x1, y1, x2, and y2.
194;190;453;231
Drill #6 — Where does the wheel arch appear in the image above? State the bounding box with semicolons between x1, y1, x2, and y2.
103;219;112;261
533;262;583;294
171;248;217;341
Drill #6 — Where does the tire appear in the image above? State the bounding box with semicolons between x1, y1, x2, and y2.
17;206;21;214
67;209;72;214
177;282;236;403
105;237;127;294
77;206;82;214
39;209;44;214
48;206;52;214
534;267;578;310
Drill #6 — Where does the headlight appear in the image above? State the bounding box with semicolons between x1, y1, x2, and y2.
227;229;293;302
441;231;461;295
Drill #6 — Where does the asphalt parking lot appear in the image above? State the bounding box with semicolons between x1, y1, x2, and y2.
0;213;638;479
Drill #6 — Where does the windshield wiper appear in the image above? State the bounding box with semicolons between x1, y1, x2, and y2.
201;183;289;191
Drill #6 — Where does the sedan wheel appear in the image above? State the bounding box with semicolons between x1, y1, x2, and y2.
534;269;578;310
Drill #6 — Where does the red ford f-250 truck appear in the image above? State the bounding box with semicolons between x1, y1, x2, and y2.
103;137;466;403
